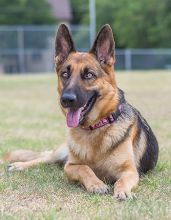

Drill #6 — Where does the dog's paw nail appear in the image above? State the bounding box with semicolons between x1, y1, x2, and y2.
114;192;127;201
87;182;109;194
114;189;135;201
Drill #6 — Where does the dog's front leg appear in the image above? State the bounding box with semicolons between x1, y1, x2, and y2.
114;166;139;201
64;163;109;194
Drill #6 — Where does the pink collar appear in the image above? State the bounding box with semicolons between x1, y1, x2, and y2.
82;104;123;131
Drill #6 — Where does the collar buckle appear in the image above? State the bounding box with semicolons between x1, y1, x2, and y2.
107;115;115;123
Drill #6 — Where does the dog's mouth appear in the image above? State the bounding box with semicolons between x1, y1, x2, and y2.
66;94;97;128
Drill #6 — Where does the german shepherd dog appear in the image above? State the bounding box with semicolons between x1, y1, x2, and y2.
5;24;158;200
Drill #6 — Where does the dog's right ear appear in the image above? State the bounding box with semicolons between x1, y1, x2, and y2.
89;24;115;67
55;24;76;66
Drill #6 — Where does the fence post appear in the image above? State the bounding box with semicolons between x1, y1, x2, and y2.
17;26;25;73
125;49;132;70
89;0;96;46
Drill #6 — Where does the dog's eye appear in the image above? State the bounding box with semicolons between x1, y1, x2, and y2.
61;71;70;79
83;72;96;80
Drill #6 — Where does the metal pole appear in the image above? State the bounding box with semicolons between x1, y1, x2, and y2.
17;26;25;73
125;49;132;70
89;0;96;46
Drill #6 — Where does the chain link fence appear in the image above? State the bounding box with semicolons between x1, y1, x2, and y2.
0;25;90;73
0;25;171;73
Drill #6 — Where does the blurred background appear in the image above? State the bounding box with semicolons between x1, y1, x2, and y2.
0;0;171;73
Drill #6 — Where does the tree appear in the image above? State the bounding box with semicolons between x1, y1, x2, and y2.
70;0;171;48
0;0;55;25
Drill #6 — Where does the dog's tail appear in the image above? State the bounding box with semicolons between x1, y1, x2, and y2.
1;144;68;164
3;149;50;163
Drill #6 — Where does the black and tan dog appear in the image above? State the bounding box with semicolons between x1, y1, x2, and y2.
5;24;158;200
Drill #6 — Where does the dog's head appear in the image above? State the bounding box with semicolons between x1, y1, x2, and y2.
55;24;119;128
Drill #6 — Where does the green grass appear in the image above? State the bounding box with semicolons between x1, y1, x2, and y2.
0;71;171;220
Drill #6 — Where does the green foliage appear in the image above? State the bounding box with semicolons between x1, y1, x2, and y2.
71;0;89;24
0;0;56;25
71;0;171;48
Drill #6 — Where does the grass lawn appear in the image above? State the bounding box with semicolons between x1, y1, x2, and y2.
0;71;171;220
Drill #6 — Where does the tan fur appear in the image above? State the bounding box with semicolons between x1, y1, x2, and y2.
4;150;50;163
133;129;147;168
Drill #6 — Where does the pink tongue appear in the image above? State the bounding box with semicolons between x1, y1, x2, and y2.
66;108;82;128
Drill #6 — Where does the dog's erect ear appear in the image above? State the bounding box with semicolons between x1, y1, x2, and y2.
55;24;76;65
89;24;115;66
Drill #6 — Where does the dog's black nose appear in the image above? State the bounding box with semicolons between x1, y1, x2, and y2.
61;92;77;108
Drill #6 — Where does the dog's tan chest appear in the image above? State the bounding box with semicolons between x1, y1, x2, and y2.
68;127;113;161
68;128;135;181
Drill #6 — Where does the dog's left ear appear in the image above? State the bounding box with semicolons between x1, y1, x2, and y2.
89;24;115;66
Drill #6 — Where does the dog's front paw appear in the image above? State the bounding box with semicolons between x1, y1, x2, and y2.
114;187;136;201
86;181;109;194
7;162;27;172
